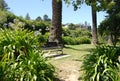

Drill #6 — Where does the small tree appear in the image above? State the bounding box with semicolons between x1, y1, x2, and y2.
0;0;9;10
35;16;42;21
98;0;120;46
25;13;31;20
43;14;51;22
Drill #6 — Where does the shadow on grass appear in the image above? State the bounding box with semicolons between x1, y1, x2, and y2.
64;46;94;52
46;53;71;60
54;78;65;81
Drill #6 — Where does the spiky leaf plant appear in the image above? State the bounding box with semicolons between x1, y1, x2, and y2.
0;29;55;81
81;45;120;81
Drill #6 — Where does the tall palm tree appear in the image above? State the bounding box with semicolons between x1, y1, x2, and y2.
91;5;98;45
49;0;62;44
85;0;98;45
64;0;98;45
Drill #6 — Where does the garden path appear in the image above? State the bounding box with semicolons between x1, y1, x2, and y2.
51;57;82;81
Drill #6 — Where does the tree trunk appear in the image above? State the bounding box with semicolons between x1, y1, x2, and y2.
91;6;98;45
49;0;62;44
108;35;112;45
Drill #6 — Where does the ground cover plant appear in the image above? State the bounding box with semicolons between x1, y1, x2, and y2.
81;45;120;81
0;29;55;81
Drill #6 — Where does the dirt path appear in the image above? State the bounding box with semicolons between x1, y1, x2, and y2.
50;45;94;81
52;60;82;81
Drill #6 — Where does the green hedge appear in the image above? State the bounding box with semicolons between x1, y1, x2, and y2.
62;36;91;45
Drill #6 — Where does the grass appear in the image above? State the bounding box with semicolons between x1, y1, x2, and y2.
50;44;95;81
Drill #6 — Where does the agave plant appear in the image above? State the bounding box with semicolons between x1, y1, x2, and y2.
81;45;120;81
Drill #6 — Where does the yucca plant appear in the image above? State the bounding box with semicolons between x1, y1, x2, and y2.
0;29;55;81
81;45;120;81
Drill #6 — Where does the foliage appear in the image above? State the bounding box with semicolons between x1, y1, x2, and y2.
9;18;25;30
64;0;83;11
35;16;42;21
98;34;108;44
34;21;47;35
38;32;50;46
62;28;70;36
0;29;55;81
98;0;120;46
67;23;76;30
0;0;9;10
0;50;55;81
81;45;120;81
25;13;31;20
62;36;91;45
62;27;91;45
0;29;39;58
43;14;51;22
24;20;48;34
6;11;17;23
63;28;91;38
0;10;7;27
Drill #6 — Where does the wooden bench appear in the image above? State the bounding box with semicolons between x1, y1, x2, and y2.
42;42;63;54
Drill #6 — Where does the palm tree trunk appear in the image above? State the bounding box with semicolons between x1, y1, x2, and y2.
91;6;98;45
49;0;62;44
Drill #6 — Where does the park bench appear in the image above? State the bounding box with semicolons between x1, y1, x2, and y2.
42;42;63;54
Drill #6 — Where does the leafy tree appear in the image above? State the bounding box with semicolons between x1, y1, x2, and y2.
43;14;51;22
64;0;98;44
35;16;42;21
64;0;114;45
0;10;7;27
99;0;120;46
68;23;76;30
34;21;46;35
49;0;62;44
84;0;98;45
25;13;31;20
0;0;9;10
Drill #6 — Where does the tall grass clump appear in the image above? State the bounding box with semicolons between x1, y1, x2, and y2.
0;29;55;81
81;45;120;81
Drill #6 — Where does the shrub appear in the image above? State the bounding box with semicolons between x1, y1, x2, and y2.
81;45;120;81
0;29;55;81
77;37;91;44
38;32;49;46
0;29;39;59
62;36;91;45
0;50;55;81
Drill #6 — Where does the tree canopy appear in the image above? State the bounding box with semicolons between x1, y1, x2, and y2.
0;0;9;10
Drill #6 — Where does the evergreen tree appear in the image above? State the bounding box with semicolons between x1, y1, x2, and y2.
99;0;120;46
43;14;51;22
25;13;30;20
35;16;42;21
0;0;9;10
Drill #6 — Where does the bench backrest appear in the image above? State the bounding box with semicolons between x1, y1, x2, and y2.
46;42;58;47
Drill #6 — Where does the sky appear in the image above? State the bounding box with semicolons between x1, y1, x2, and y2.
5;0;107;26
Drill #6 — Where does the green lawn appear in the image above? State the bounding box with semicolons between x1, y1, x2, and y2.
50;44;95;81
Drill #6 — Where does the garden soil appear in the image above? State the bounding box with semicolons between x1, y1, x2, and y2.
52;60;82;81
